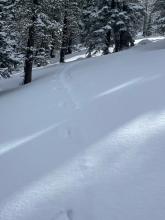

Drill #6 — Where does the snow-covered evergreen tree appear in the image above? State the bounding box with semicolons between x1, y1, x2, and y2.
0;0;18;69
141;0;155;36
96;0;112;54
153;0;165;35
111;0;144;51
60;0;81;62
82;0;144;55
0;0;162;81
82;0;99;57
11;0;63;82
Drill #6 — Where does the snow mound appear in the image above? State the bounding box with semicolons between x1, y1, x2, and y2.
137;39;152;46
135;38;165;52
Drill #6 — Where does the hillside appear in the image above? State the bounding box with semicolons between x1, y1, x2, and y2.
0;39;165;220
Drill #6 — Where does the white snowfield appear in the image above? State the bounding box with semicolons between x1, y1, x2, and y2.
0;39;165;220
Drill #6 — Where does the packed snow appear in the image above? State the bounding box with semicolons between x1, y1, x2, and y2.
0;38;165;220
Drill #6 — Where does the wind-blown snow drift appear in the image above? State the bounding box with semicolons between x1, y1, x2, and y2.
0;40;165;220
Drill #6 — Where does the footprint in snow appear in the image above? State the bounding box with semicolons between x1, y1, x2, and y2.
64;128;72;138
54;209;74;220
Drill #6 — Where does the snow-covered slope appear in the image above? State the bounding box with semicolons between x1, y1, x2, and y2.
0;40;165;220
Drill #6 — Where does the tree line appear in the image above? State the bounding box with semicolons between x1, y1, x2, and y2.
0;0;165;84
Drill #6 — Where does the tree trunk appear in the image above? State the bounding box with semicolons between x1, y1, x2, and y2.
60;7;69;63
103;30;111;55
50;46;55;58
24;25;34;84
143;14;148;37
111;0;116;9
66;36;72;54
143;0;149;37
114;32;120;52
24;0;38;84
60;47;65;63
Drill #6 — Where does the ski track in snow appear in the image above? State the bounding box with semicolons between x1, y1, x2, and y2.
59;63;81;110
0;120;68;157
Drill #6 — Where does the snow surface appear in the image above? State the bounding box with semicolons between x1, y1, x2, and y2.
0;39;165;220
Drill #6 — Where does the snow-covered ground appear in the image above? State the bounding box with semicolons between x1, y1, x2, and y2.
0;38;165;220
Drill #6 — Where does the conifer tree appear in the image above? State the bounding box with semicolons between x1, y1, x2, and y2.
82;0;99;57
82;0;144;55
153;0;165;35
0;0;17;69
60;0;81;63
97;0;112;54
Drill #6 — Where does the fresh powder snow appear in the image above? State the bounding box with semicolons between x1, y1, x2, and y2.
0;38;165;220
